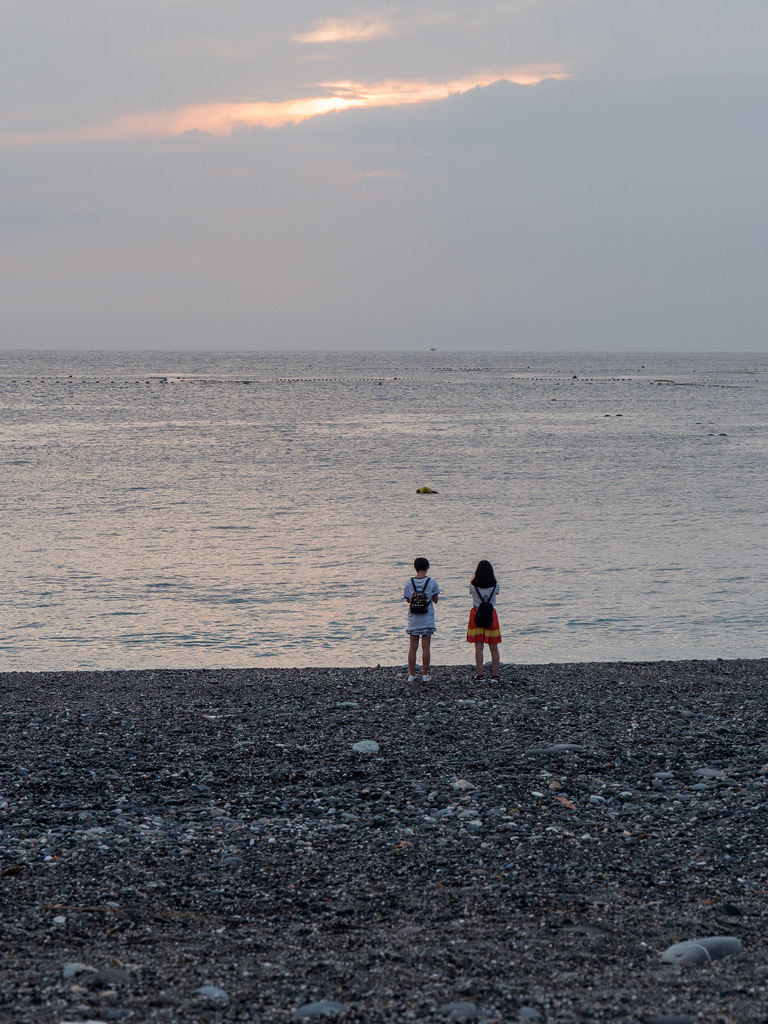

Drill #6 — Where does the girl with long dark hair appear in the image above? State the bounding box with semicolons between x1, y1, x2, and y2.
466;559;501;679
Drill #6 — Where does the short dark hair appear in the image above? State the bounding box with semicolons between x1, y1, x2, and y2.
413;556;430;572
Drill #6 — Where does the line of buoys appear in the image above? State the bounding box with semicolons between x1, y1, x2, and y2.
4;375;401;387
431;367;488;372
273;377;397;383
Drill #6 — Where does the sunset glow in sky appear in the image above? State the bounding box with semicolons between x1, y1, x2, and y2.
3;67;571;145
292;18;398;44
1;1;766;351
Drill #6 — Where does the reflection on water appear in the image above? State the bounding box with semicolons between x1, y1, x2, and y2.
1;351;767;669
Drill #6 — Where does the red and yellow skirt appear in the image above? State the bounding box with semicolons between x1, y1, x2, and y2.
466;607;502;645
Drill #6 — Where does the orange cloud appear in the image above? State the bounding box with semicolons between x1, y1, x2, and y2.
326;67;569;106
293;18;397;44
0;66;570;147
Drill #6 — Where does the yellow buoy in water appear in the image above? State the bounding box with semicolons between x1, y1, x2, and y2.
416;486;439;494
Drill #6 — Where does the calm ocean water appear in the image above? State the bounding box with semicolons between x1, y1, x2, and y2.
1;350;766;671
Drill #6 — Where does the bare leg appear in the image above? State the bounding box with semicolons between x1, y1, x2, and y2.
489;643;500;677
474;642;485;675
408;635;419;675
421;635;431;676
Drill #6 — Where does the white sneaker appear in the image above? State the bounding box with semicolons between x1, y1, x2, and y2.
422;674;431;682
407;674;417;682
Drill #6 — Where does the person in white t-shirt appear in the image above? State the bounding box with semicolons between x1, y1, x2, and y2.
466;559;502;680
403;556;440;682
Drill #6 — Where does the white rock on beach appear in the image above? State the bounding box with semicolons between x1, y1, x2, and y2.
660;936;743;964
352;740;379;753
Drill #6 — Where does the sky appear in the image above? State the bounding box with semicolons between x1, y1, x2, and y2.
1;0;766;352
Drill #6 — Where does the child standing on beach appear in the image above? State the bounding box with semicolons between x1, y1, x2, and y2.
467;559;501;680
404;557;440;682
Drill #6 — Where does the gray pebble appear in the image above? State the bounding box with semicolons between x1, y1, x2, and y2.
437;1002;482;1021
352;740;379;753
519;1009;543;1021
294;1001;349;1017
645;1017;696;1024
660;936;743;964
195;985;228;1000
84;968;131;988
62;962;93;980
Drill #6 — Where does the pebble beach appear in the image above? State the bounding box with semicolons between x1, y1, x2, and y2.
1;660;767;1023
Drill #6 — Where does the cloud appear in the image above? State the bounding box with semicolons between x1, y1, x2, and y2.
293;18;398;44
345;169;407;183
0;66;570;146
2;72;766;351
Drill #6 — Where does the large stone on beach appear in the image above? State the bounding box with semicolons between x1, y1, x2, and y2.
352;740;379;753
660;936;743;964
451;778;476;791
62;962;93;979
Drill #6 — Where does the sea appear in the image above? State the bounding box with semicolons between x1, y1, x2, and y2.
1;350;766;672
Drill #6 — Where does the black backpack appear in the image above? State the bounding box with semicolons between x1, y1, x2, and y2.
473;586;494;628
409;578;431;615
